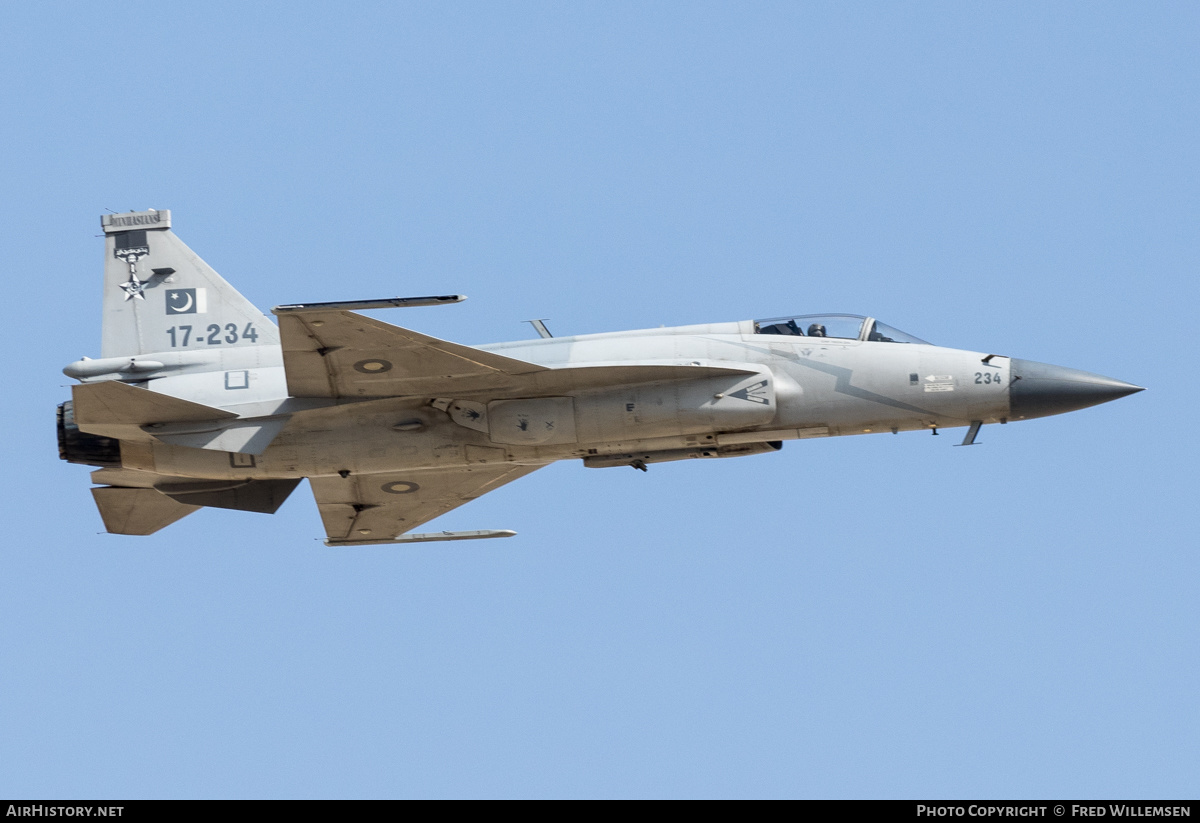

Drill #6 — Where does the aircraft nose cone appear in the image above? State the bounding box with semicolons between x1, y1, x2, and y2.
1009;358;1144;420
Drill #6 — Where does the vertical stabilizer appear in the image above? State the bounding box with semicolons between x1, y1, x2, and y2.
100;210;279;357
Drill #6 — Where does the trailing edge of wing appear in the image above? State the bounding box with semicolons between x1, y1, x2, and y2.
274;309;547;399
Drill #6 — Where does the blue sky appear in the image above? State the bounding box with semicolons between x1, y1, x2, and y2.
2;1;1196;798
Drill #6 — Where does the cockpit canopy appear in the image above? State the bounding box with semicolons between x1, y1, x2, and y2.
754;314;928;344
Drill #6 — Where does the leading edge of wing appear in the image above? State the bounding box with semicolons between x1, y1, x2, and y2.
275;310;758;400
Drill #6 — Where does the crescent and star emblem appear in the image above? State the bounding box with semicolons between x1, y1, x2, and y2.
164;288;201;315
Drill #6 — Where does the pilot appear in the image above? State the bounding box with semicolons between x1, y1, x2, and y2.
807;323;826;337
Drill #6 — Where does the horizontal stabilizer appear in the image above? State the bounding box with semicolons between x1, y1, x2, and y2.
156;478;301;513
92;486;199;535
72;381;236;441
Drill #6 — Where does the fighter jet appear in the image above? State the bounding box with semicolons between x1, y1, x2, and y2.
58;210;1143;544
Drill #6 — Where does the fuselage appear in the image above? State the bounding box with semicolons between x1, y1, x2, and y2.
78;314;1138;483
61;209;1145;540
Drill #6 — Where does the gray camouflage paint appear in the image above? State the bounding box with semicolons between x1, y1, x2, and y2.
61;210;1143;539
